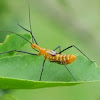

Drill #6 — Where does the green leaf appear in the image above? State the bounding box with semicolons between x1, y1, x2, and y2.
0;33;31;58
0;34;99;89
0;94;17;100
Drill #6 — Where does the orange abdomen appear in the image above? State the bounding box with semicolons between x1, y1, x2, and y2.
64;54;77;64
46;54;76;64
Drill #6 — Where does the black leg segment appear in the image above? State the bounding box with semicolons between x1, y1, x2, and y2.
18;24;31;33
18;24;38;45
53;46;61;52
59;45;92;61
64;64;77;82
0;50;37;55
39;60;46;81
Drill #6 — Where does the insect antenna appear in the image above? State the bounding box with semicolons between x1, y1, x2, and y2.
28;0;38;45
17;0;38;45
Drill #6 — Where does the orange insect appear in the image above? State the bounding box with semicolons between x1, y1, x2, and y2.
0;2;92;81
31;43;77;65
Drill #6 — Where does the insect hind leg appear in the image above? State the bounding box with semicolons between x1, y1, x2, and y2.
59;45;93;62
64;64;77;82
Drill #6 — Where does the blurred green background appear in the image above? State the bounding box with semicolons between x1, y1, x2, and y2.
0;0;100;100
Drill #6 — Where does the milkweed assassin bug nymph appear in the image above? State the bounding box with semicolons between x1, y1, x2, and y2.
0;1;93;82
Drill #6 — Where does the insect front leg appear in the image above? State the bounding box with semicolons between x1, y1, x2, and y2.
39;60;46;81
59;45;92;62
0;50;37;55
53;46;61;52
18;24;31;34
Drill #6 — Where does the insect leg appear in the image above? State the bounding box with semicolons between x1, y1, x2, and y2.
64;64;77;82
18;24;31;33
0;50;37;55
53;46;61;52
39;60;46;81
59;45;92;61
18;24;38;45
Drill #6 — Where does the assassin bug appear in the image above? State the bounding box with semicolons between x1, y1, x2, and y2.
0;2;92;82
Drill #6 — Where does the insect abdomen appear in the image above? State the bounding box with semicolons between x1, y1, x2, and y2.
64;54;76;64
47;54;76;64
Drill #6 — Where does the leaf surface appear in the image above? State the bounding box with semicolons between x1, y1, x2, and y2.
0;34;31;58
0;34;99;89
